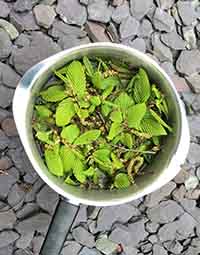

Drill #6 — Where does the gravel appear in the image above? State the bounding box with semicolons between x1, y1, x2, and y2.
34;4;56;29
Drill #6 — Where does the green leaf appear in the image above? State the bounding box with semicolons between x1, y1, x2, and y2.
101;76;120;90
83;56;94;77
60;146;76;173
36;131;54;145
107;122;122;140
35;105;52;118
150;109;172;132
93;149;112;169
114;173;131;189
84;167;95;177
114;92;134;116
127;103;147;129
79;99;90;108
110;110;123;123
90;96;101;106
133;68;150;103
74;105;89;120
40;86;67;102
66;61;86;98
140;117;167;136
61;124;80;143
65;176;78;186
54;71;69;84
102;85;114;99
111;153;124;170
74;130;101;145
101;104;112;117
55;98;75;127
92;71;103;89
120;133;133;148
151;84;161;99
152;136;160;145
44;145;63;176
73;159;86;183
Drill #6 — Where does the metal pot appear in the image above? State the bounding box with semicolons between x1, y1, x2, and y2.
13;43;189;255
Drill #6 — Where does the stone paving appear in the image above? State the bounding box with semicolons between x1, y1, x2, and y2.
0;0;199;254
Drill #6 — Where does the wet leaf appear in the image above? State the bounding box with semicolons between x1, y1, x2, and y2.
120;133;133;148
92;71;103;89
90;96;101;106
73;159;86;183
35;105;52;118
36;131;54;145
111;153;124;170
44;145;63;176
40;85;67;102
101;76;120;90
60;146;76;173
140;117;167;136
127;103;146;129
66;61;86;98
101;103;112;117
61;124;80;143
74;130;101;145
107;122;122;140
114;92;134;116
150;109;172;132
110;110;123;123
56;98;75;127
114;173;131;189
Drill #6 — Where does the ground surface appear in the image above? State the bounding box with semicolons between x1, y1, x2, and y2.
0;0;200;254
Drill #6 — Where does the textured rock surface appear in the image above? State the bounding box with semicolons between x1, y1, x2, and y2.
0;1;199;254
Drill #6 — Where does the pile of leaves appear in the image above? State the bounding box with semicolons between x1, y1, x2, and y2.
32;57;172;190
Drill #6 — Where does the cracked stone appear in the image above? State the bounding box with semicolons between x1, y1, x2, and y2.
16;203;39;219
155;0;174;10
56;0;87;26
0;209;16;231
0;29;12;59
147;200;184;223
96;235;118;255
119;16;139;39
88;0;112;23
14;0;32;12
111;1;130;24
96;204;134;231
0;129;10;150
145;222;160;233
15;231;34;249
164;240;183;254
144;181;176;207
184;175;199;190
11;31;61;75
7;184;25;208
153;244;167;255
152;33;172;62
72;205;87;229
161;31;186;50
0;62;20;88
130;0;153;20
16;213;51;234
10;11;39;32
153;8;175;32
139;19;153;38
79;247;102;255
72;226;95;248
187;143;200;165
0;231;19;248
60;241;82;255
177;1;197;26
34;4;56;29
186;73;200;94
0;1;10;18
176;50;200;76
183;26;197;49
36;185;58;214
1;118;18;137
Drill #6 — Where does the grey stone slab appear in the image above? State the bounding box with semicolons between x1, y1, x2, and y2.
130;0;153;20
152;33;172;62
88;0;112;23
111;1;130;24
176;50;200;76
164;240;183;254
184;175;199;190
145;222;160;233
58;35;90;50
0;209;16;231
56;0;87;26
147;200;184;224
0;172;17;199
0;245;13;255
172;185;186;201
186;73;200;93
160;61;176;75
153;8;175;32
125;38;146;53
153;244;167;255
139;19;153;38
177;1;198;26
183;26;197;49
36;184;58;214
119;16;139;39
0;85;14;108
0;62;20;88
155;0;174;10
11;31;61;75
0;1;10;18
14;0;32;12
144;181;176;207
34;4;56;29
72;205;87;229
85;21;110;42
0;231;19;248
109;225;132;247
96;235;118;255
72;226;95;248
128;219;148;246
0;29;12;59
2;118;18;137
15;231;34;249
16;203;40;219
32;235;45;254
161;31;187;50
188;115;200;137
7;184;25;208
60;241;82;255
187;143;200;165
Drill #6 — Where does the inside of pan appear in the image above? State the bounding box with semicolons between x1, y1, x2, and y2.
27;45;181;205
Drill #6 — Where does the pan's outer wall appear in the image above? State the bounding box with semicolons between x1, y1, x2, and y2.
13;43;190;206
